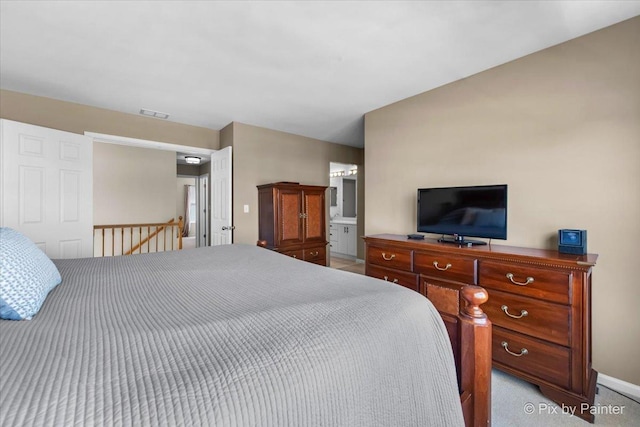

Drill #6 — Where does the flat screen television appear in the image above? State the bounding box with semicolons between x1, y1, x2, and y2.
417;184;507;245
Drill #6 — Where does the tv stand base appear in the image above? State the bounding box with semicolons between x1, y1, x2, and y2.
438;236;487;246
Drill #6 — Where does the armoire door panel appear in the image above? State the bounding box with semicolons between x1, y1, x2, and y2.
304;192;324;241
279;191;303;243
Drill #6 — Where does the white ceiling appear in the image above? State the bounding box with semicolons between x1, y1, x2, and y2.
1;1;639;148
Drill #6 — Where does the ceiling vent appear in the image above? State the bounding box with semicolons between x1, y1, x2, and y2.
139;108;170;119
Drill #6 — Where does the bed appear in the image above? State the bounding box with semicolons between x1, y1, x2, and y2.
0;242;490;426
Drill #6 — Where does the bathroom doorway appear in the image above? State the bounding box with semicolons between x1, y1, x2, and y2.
329;162;358;263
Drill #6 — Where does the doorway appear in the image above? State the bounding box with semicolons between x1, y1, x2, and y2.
86;132;232;249
329;162;359;264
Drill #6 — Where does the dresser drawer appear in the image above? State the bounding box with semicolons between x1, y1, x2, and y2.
367;245;412;271
280;249;304;260
483;289;570;346
493;327;570;389
367;264;419;292
414;251;477;284
480;261;571;304
304;245;326;264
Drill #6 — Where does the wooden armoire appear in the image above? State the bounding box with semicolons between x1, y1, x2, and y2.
257;182;328;266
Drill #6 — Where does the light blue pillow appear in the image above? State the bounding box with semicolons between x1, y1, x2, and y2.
0;228;62;320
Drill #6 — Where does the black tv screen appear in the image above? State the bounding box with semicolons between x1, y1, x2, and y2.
417;185;507;243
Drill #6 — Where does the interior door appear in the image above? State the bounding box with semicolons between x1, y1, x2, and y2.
0;119;93;258
209;146;232;245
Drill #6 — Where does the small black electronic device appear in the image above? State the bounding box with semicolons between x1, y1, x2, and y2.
407;233;425;240
558;229;587;255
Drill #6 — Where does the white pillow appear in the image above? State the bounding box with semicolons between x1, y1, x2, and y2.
0;228;62;320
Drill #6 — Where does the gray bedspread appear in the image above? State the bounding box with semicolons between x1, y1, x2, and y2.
0;244;463;426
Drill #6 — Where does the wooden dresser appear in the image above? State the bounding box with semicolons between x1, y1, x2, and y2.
363;234;599;422
257;182;328;266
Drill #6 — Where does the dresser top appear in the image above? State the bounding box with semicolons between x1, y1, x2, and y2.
257;182;327;190
363;234;598;268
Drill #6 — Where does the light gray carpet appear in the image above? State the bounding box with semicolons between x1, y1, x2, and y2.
492;369;640;426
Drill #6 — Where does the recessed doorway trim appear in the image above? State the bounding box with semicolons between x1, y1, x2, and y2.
84;132;216;157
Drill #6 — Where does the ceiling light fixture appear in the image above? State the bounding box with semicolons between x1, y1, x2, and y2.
184;156;201;165
139;108;170;119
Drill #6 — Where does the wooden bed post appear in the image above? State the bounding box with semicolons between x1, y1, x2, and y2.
459;285;492;427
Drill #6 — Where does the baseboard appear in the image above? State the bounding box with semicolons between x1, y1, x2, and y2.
597;373;640;401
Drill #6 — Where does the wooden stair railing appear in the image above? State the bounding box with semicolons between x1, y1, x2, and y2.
93;216;183;257
124;217;184;255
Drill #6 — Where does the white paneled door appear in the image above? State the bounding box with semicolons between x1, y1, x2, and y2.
209;146;232;245
0;119;93;259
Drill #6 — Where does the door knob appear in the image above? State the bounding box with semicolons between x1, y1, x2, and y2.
221;226;236;231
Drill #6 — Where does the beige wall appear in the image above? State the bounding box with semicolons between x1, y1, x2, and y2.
364;17;640;384
0;89;220;149
227;122;365;257
94;143;177;224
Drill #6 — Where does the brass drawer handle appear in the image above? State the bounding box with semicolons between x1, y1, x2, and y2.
501;305;528;319
383;276;399;284
433;261;452;271
309;251;319;256
506;273;534;286
381;253;395;261
502;341;528;357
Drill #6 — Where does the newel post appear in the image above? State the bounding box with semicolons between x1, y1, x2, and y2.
460;285;492;427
